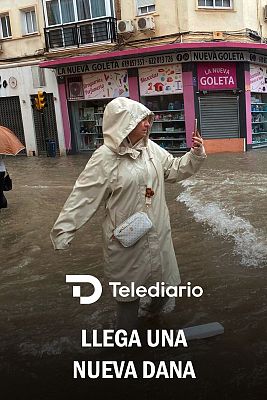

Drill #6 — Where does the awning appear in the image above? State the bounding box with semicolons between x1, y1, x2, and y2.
39;41;267;69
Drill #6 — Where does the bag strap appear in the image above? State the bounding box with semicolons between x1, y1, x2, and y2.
144;147;155;208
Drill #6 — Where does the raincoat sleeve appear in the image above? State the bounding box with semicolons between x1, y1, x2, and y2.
155;144;206;183
50;150;110;250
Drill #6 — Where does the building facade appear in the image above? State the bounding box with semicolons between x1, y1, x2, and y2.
0;0;65;156
40;0;267;153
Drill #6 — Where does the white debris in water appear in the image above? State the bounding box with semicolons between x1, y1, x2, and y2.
177;183;267;268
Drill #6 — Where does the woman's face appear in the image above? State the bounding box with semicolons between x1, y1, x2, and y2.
128;117;152;145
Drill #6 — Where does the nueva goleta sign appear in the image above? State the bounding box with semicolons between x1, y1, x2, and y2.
56;51;266;76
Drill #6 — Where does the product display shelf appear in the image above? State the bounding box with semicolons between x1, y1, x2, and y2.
151;109;186;151
251;97;267;148
79;109;104;151
252;141;267;147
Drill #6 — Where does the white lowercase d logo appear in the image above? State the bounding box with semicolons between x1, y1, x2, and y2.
65;275;102;304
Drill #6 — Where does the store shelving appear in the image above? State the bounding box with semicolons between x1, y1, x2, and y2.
251;96;267;148
141;94;187;151
78;105;104;151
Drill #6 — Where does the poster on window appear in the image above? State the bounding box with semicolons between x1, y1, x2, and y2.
83;70;129;99
250;64;267;93
139;64;183;96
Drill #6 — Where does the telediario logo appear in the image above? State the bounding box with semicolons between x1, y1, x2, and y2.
65;275;102;304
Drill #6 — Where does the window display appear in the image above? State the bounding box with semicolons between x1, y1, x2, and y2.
251;93;267;148
141;94;186;151
75;99;108;151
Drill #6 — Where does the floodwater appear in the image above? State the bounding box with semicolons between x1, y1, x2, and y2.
0;150;266;400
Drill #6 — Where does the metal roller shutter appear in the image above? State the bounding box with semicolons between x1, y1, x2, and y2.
0;96;26;153
199;95;240;139
32;93;59;155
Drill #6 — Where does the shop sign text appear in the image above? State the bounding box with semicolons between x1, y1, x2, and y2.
56;53;181;76
197;63;237;90
192;51;248;62
56;51;267;78
250;53;267;66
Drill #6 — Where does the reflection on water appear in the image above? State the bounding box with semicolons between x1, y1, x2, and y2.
0;150;267;399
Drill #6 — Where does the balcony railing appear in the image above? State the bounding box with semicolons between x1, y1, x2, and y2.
44;17;117;51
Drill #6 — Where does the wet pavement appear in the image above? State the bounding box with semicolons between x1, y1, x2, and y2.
0;150;267;400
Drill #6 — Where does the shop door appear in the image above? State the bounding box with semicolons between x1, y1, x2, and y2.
0;96;26;153
32;93;59;155
199;94;240;138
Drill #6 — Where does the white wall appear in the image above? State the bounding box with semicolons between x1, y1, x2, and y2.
0;62;65;156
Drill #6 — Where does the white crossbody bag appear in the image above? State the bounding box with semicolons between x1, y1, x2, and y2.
113;150;155;248
113;211;152;248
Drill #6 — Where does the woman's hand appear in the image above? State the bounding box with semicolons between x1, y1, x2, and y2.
191;130;205;156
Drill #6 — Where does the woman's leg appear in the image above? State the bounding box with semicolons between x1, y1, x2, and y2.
116;298;140;332
148;297;170;314
139;296;171;317
0;172;7;209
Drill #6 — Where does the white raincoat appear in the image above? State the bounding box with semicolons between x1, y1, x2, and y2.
51;97;206;301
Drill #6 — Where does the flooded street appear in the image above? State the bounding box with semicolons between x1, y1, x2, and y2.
0;150;267;400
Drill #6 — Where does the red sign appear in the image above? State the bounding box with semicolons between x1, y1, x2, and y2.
197;62;237;90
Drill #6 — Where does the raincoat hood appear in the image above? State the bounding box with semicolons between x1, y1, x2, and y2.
102;97;153;153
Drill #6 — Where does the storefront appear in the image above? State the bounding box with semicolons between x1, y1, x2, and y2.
67;70;129;151
40;42;267;153
67;62;186;152
52;53;190;153
139;64;186;151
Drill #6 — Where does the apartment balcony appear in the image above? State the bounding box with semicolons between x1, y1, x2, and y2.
44;17;117;51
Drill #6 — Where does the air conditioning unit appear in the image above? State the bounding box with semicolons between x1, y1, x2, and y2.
137;16;155;31
264;5;267;20
213;31;224;40
117;20;134;34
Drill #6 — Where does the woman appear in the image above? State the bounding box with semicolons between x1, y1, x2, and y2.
51;97;206;330
0;156;7;209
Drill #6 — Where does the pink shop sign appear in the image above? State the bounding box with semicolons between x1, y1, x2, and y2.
197;62;237;90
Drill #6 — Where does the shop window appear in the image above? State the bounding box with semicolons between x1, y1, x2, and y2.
0;14;12;38
198;0;232;8
21;8;37;35
141;95;186;151
139;64;185;151
136;0;155;15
